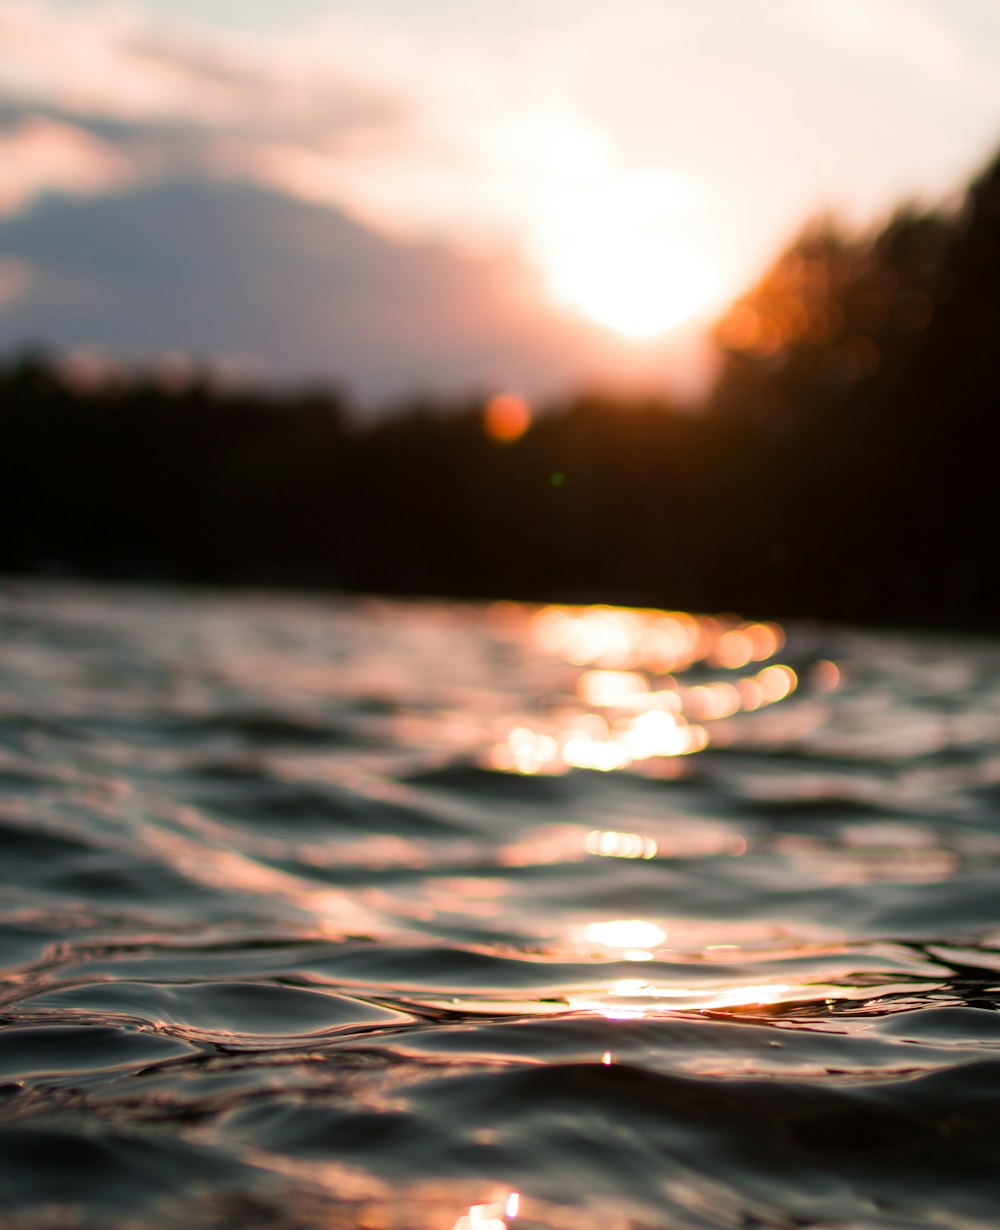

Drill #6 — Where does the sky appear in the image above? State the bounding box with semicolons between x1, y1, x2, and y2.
2;0;1000;407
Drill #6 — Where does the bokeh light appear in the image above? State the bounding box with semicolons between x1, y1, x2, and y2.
483;393;532;443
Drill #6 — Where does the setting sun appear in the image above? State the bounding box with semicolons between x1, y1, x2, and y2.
533;170;725;339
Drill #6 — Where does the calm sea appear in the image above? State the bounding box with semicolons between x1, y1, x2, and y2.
2;581;1000;1230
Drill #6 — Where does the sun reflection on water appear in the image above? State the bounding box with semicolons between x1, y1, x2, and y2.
567;979;826;1020
489;604;805;775
584;829;658;859
451;1191;520;1230
584;919;667;949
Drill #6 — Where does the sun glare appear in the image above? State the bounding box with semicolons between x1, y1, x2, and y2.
533;170;724;339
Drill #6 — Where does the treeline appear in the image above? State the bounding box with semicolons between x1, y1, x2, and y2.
4;147;1000;628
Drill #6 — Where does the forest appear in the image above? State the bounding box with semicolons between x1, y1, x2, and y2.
4;147;1000;629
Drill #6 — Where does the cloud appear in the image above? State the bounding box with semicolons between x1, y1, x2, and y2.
1;0;225;121
5;0;997;288
0;0;610;255
0;115;129;215
801;0;967;86
0;176;691;402
0;5;724;399
0;0;385;127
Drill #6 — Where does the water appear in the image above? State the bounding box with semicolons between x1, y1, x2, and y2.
2;581;1000;1230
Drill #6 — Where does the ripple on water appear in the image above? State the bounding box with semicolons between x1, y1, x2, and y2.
1;583;1000;1228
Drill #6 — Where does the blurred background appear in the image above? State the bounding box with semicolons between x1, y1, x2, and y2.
3;0;1000;626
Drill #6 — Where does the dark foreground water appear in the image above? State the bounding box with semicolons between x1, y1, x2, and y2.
3;582;1000;1230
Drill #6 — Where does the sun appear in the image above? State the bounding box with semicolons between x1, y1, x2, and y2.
532;170;724;340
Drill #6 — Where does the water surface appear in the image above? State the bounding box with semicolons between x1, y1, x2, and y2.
2;581;1000;1229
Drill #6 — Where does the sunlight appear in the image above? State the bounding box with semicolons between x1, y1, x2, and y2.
487;604;807;779
584;829;658;859
533;170;724;339
568;978;826;1020
584;919;667;949
451;1191;520;1230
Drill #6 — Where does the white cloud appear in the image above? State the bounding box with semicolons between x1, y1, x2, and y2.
0;2;607;253
0;0;401;131
1;0;224;120
801;0;966;86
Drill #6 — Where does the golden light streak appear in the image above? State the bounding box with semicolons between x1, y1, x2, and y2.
704;983;795;1009
681;683;742;722
577;669;648;707
569;979;813;1020
709;621;786;668
451;1191;520;1230
489;605;807;778
617;709;695;758
532;606;775;675
746;621;785;659
534;607;641;667
757;664;798;703
584;829;658;859
737;677;766;711
583;919;667;949
562;734;631;772
453;1206;503;1230
488;726;562;775
710;629;755;670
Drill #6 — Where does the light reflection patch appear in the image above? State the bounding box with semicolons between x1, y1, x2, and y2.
568;980;835;1019
584;829;658;859
489;726;562;774
577;669;649;707
584;919;667;949
451;1191;520;1230
488;603;815;777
